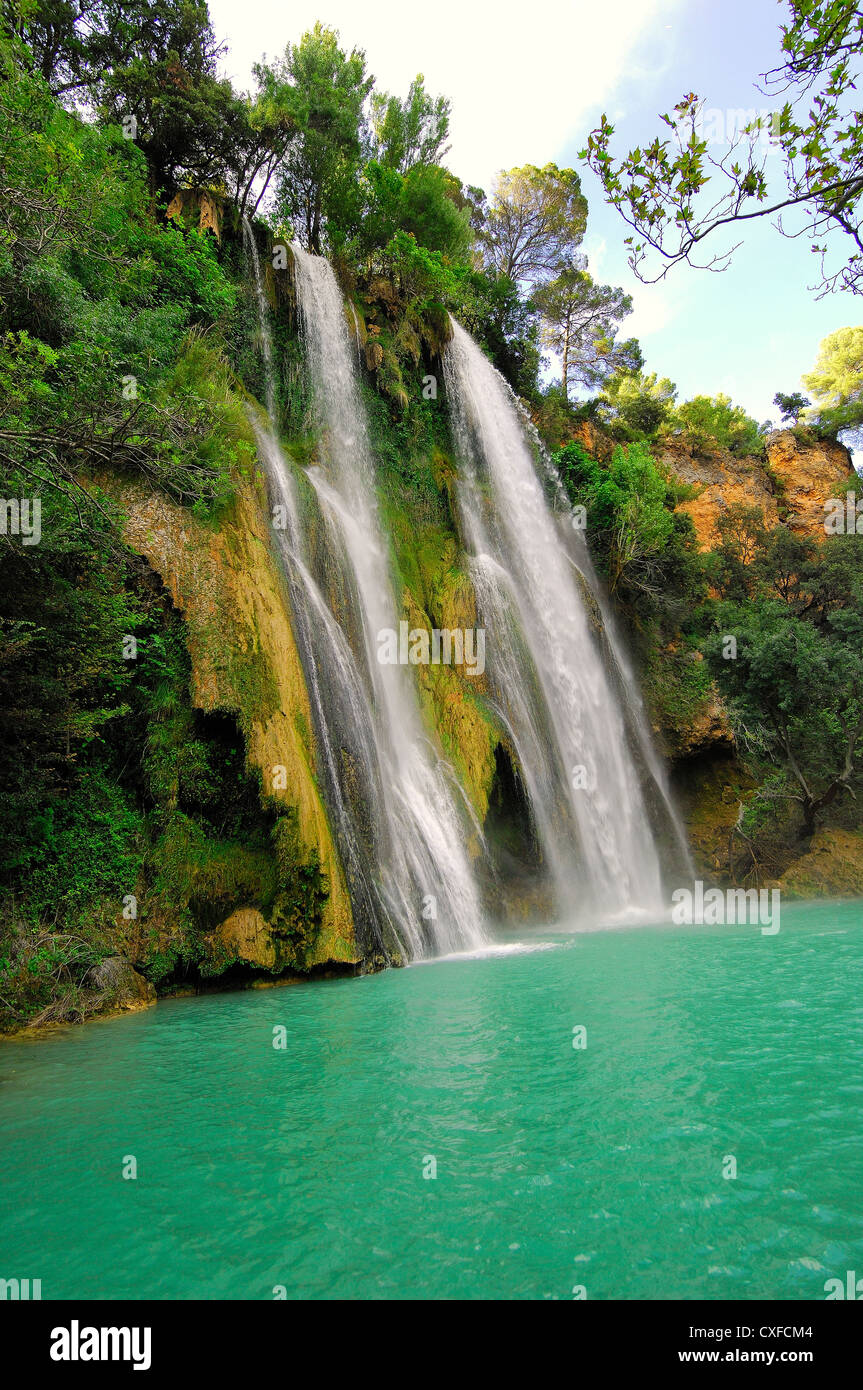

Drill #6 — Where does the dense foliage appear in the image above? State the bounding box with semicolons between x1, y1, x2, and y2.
703;517;863;856
1;1;859;1027
802;325;863;444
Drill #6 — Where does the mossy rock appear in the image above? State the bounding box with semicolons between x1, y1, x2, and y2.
779;829;863;899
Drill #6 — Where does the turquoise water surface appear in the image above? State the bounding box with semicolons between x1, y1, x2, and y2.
2;900;862;1300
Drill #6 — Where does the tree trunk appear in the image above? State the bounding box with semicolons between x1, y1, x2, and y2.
562;313;571;402
310;193;322;255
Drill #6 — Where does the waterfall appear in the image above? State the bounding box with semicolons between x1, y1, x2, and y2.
242;219;486;959
243;217;688;951
243;222;393;957
444;318;680;922
242;219;276;421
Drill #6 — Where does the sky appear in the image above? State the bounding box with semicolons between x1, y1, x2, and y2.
207;0;860;426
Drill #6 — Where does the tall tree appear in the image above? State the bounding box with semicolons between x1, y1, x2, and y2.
706;591;863;838
8;0;106;94
9;0;246;197
599;369;678;436
357;161;471;259
803;324;863;440
369;74;450;174
533;262;641;397
479;163;587;287
91;0;241;196
773;390;810;424
273;22;373;254
229;58;302;216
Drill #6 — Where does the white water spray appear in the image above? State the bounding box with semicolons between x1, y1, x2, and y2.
444;318;680;922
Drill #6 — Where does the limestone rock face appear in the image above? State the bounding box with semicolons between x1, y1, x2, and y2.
87;956;157;1014
764;431;855;538
660;429;854;550
663;686;733;761
780;829;863;898
166;188;222;242
365;339;384;371
402;579;496;835
209;908;278;971
653;429;854;766
664;441;779;547
673;754;757;881
108;473;358;971
566;422;854;550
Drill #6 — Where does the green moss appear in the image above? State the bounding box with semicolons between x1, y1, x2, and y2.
266;812;328;968
147;812;274;928
642;634;714;753
294;708;314;763
360;395;499;822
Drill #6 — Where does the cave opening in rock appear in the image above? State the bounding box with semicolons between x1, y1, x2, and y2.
482;742;550;922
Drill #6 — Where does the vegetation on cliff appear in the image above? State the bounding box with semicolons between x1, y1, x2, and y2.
1;1;861;1030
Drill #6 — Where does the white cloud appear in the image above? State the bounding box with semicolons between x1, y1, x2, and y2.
582;233;680;341
625;281;678;340
208;0;683;189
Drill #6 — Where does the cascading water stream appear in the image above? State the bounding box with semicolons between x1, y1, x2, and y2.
242;219;276;421
243;222;392;955
242;219;486;958
245;216;686;946
514;373;692;876
563;535;694;878
289;243;486;957
444;317;683;922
